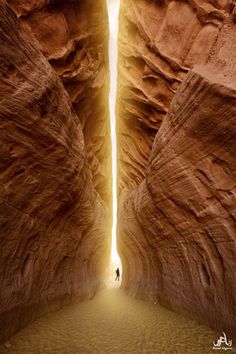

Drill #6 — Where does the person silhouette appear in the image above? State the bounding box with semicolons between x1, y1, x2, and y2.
115;267;120;281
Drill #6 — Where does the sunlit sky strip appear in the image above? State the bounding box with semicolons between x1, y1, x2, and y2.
106;0;120;267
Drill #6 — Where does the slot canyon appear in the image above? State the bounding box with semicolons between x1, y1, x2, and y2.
0;0;235;353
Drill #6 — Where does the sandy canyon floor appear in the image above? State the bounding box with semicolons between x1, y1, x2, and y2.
0;287;219;354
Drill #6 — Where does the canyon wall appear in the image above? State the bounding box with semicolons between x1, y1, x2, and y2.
118;0;236;337
8;0;111;205
0;0;110;343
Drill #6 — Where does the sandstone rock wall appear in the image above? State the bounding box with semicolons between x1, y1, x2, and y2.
8;0;111;205
117;0;233;190
118;0;236;338
0;1;110;342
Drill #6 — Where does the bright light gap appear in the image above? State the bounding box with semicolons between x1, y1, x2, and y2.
107;0;121;269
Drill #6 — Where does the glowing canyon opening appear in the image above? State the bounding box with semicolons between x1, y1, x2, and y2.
107;0;121;272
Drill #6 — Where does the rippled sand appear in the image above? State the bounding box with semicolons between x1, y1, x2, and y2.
0;288;218;354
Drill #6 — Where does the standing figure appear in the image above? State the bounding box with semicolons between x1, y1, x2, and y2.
115;267;120;281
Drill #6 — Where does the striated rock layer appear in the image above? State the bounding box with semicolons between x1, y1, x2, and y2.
118;0;236;338
117;0;234;190
0;2;109;343
8;0;111;205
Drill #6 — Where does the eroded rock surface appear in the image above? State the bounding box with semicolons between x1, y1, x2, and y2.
8;0;111;205
0;2;109;342
118;0;236;338
117;0;234;189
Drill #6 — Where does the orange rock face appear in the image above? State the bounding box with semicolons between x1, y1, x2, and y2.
118;0;236;338
0;1;110;342
8;0;111;205
117;0;233;189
